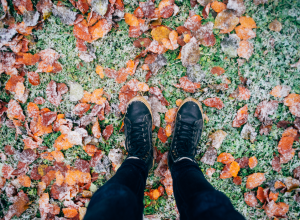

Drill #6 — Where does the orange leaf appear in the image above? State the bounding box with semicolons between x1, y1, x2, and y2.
211;66;225;75
235;25;256;40
83;144;98;156
240;16;257;29
244;192;258;207
249;156;258;169
92;120;101;138
165;108;177;123
151;26;172;43
284;94;300;107
80;91;92;103
237;40;253;60
63;208;78;218
73;19;92;41
217;153;234;164
220;164;232;179
51;151;64;162
165;124;172;137
18;174;31;187
246;173;265;189
211;1;226;13
229;161;240;177
96;65;104;78
175;99;183;107
91;88;105;105
89;19;112;41
269;191;279;202
124;13;139;26
158;127;168;143
27;102;39;118
256;186;266;203
203;97;224;110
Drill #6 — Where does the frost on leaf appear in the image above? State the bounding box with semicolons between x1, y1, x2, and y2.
235;25;256;40
148;54;167;76
285;177;299;192
201;146;217;165
5;192;29;219
7;99;25;121
214;10;239;33
186;64;205;83
73;103;91;116
52;5;78;25
174;76;201;93
232;104;248;128
233;176;242;185
246;173;265;189
23;10;40;27
217;153;234;164
46;81;62;106
248;156;258;169
227;0;246;17
209;130;227;149
206;168;215;177
270;85;291;98
255;100;278;126
241;123;257;143
211;66;225;76
220;164;232;179
184;15;201;31
36;0;53;20
108;148;123;168
197;0;213;6
165;108;177;123
139;1;155;18
69;81;84;102
237;40;253;60
236;157;249;168
148;96;167;127
211;1;226;13
244;192;258;207
181;37;200;67
203;97;224;110
221;34;240;57
158;127;168;143
269;20;282;32
194;22;215;47
151;26;171;44
102;124;113;140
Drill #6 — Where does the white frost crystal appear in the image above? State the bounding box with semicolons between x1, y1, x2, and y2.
69;82;84;102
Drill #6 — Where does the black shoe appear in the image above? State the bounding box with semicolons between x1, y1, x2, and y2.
168;97;204;169
124;96;154;171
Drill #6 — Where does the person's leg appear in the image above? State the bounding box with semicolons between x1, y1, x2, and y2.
170;159;245;220
168;97;245;220
84;158;148;220
85;96;154;220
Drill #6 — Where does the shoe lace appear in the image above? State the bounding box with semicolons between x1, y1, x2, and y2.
174;121;195;155
128;122;149;158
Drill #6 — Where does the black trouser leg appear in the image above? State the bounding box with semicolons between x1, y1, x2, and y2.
84;158;148;220
170;159;245;220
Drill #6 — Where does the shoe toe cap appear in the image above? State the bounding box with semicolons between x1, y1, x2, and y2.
178;101;203;123
126;100;151;123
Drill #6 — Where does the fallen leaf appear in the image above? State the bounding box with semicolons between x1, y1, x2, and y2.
246;173;265;189
244;192;258;207
269;19;282;32
203;97;224;110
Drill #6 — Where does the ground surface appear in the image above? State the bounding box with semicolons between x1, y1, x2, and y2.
1;0;300;219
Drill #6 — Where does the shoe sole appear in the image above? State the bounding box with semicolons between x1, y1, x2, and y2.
127;96;155;168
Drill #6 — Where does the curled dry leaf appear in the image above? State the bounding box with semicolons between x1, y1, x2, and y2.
232;104;248;127
220;163;232;179
233;176;242;185
158;127;168;143
203;97;224;110
174;76;201;93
